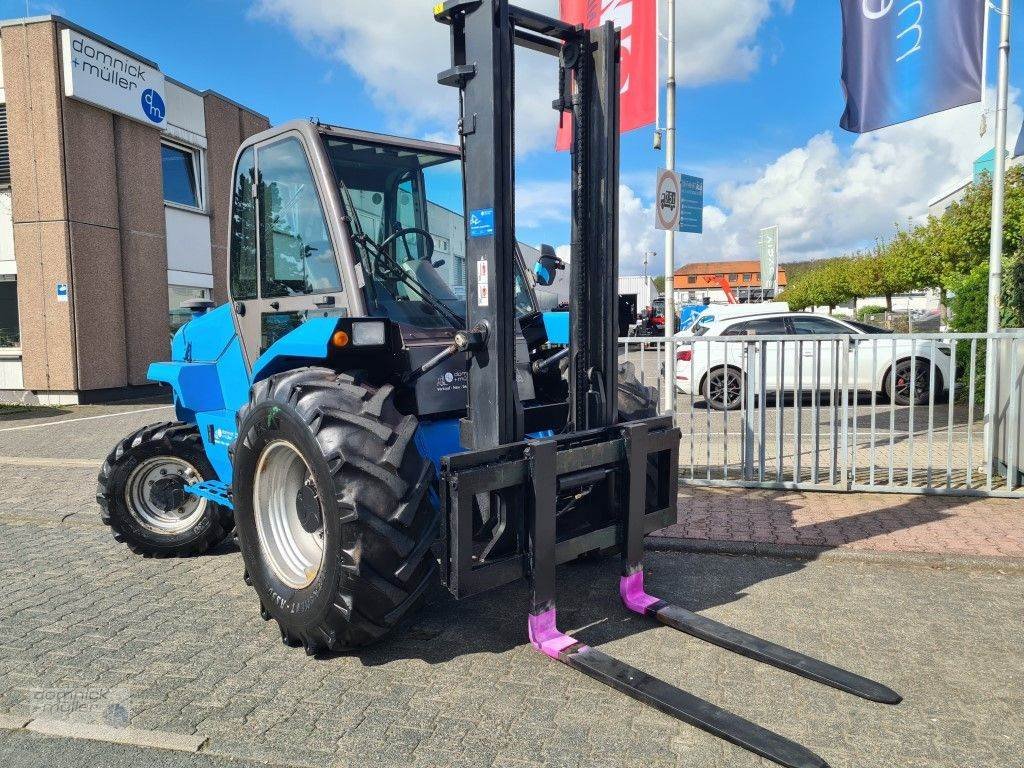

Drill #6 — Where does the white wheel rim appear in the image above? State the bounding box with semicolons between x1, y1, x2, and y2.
252;440;325;589
124;457;206;533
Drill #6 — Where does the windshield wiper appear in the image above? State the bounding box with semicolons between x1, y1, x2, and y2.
355;233;465;329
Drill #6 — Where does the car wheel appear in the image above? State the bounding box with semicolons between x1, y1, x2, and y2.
886;358;942;406
702;366;743;411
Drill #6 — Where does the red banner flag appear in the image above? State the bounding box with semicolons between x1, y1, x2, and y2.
555;0;657;151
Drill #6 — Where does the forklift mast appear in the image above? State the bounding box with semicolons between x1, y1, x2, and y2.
436;0;620;448
434;7;900;768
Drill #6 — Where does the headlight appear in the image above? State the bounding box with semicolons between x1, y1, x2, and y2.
352;321;386;346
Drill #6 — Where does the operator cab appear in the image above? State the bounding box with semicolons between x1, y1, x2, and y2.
226;120;544;414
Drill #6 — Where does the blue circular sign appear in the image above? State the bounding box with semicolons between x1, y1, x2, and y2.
140;88;165;124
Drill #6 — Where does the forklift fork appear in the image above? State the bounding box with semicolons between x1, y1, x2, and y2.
525;424;900;768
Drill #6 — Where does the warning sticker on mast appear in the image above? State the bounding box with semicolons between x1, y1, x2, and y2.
556;0;656;151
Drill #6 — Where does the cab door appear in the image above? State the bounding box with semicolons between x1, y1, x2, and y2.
229;135;349;368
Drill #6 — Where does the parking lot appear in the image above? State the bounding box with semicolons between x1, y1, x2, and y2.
0;403;1022;767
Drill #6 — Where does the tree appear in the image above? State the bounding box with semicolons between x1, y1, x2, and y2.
781;257;858;311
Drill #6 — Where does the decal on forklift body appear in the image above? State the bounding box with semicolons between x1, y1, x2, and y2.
476;259;489;307
213;427;237;447
468;208;495;237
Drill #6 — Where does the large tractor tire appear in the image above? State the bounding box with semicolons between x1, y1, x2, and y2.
232;368;437;654
617;360;658;421
96;422;234;557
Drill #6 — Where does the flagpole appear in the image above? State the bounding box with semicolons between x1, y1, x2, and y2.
662;0;676;416
981;0;992;134
985;0;1011;478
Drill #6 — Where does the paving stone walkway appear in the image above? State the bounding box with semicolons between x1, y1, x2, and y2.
0;403;1021;767
660;485;1024;559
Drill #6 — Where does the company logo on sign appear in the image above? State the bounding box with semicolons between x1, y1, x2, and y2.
141;89;165;123
61;29;167;129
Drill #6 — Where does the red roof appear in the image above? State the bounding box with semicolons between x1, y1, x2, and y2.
673;260;788;290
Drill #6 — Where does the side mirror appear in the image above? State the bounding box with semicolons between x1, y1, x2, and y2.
182;298;215;318
534;244;565;287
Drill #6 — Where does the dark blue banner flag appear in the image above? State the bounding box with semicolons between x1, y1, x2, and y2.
840;0;985;133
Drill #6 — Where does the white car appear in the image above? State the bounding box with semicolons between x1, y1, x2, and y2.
674;312;953;410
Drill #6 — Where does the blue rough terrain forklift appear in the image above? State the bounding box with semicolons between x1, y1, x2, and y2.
97;3;899;765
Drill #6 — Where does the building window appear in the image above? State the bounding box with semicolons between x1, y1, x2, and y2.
0;105;10;187
729;273;738;281
168;284;211;338
0;275;19;348
687;274;696;284
743;273;752;282
162;142;202;209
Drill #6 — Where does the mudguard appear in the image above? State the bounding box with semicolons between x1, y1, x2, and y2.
249;317;338;383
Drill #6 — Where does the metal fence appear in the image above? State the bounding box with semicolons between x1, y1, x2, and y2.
618;332;1024;498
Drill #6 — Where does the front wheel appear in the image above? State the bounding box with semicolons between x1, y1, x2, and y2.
232;368;437;654
96;423;234;557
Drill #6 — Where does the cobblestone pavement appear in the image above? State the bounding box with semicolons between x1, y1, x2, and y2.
0;404;1022;767
662;486;1024;559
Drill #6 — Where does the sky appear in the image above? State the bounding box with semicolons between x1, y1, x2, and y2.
5;0;1024;276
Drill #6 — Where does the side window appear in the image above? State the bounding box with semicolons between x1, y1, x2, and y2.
257;138;342;298
721;321;750;336
790;316;846;335
229;148;257;300
745;318;790;335
722;318;789;336
396;177;418;230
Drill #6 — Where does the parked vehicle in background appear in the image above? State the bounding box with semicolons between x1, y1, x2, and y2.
675;312;953;410
630;296;668;336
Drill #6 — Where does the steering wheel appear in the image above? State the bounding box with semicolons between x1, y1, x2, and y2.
377;227;435;263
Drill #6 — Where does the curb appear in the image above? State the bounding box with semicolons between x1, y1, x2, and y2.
646;536;1024;572
0;715;207;753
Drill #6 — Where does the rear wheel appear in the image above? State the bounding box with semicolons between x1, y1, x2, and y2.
886;358;942;406
702;366;743;411
232;368;437;654
96;422;234;557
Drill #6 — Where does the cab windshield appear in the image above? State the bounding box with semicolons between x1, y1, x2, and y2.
323;134;535;331
323;135;465;329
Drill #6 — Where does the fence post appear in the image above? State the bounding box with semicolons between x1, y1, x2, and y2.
743;341;757;481
841;336;851;490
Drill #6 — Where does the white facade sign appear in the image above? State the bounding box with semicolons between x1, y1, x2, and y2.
61;29;167;129
654;168;681;231
759;226;779;292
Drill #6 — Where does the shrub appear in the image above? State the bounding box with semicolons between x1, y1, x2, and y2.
856;304;888;321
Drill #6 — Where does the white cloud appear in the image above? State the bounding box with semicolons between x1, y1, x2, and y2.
675;1;791;87
251;0;561;152
517;180;661;275
251;0;789;151
681;97;1023;265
